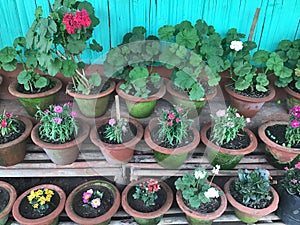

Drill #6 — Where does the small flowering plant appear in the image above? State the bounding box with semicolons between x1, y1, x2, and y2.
175;166;222;209
27;188;55;214
210;106;250;146
82;189;103;209
157;106;193;147
35;102;78;143
132;179;161;207
104;118;130;144
281;162;300;196
285;106;300;147
0;111;18;137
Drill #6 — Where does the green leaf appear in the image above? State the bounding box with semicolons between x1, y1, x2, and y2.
275;77;292;87
129;67;148;81
189;83;205;100
256;84;268;92
287;48;299;60
17;71;31;84
1;60;17;71
0;47;16;63
266;53;284;71
295;79;300;90
176;28;198;49
173;70;195;89
235;77;250;91
158;25;175;41
61;60;77;77
189;53;202;66
194;19;208;35
175;20;193;32
253;50;269;65
48;59;62;76
274;66;293;78
88;73;102;86
25;49;38;68
176;46;188;59
67;39;86;54
35;6;43;18
256;73;269;86
132;26;146;35
277;40;292;51
35;76;48;89
13;36;26;48
90;39;103;52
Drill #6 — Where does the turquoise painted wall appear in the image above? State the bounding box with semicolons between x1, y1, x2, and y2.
0;0;299;63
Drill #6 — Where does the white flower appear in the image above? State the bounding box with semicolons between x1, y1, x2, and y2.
204;187;220;199
235;113;241;117
246;118;251;123
194;170;207;179
86;189;93;194
212;165;220;175
230;40;243;51
216;109;226;117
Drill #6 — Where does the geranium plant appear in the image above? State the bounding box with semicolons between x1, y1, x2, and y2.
132;179;160;207
281;162;300;196
27;188;55;214
35;102;78;143
0;111;18;137
157;105;193;147
210;106;250;146
82;188;103;209
175;166;222;208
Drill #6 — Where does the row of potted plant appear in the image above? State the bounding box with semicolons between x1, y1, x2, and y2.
0;162;299;225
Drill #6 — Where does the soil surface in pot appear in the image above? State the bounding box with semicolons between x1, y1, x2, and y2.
266;124;300;148
127;185;167;213
72;185;114;218
207;128;250;150
16;80;56;94
150;126;194;148
19;190;60;219
97;122;137;144
183;196;221;213
0;187;9;211
0;120;25;144
68;81;111;95
288;81;300;94
228;83;270;98
229;181;273;209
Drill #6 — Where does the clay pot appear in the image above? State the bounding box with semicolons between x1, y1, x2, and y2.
66;80;115;118
144;118;200;169
8;77;62;117
90;117;144;164
224;177;279;224
258;120;300;167
176;183;227;225
116;81;166;118
65;180;120;225
121;178;173;225
0;181;17;225
0;115;32;166
200;123;258;169
285;86;300;109
12;184;66;225
31;118;89;165
224;84;275;118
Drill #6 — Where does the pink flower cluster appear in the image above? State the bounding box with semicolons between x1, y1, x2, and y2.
51;102;77;124
166;107;182;127
284;162;300;185
289;106;300;128
62;8;91;34
82;189;101;208
147;179;160;193
0;112;12;128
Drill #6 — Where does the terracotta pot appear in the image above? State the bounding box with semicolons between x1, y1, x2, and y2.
66;79;115;118
122;178;173;225
258;120;300;166
12;184;66;225
224;177;279;224
31;118;89;165
224;84;276;118
8;77;62;117
90;117;144;164
0;181;17;225
166;81;217;119
176;183;227;225
65;180;120;225
0;115;32;166
285;86;300;109
116;81;166;118
200;123;258;169
144;119;200;169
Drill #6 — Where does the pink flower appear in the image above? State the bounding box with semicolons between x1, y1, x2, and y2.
53;117;62;124
168;113;175;120
109;118;116;125
122;126;127;132
291;179;298;184
54;106;63;113
293;106;300;118
147;179;160;193
290;120;300;128
1;120;7;128
246;118;251;123
91;198;101;208
5;112;12;118
70;111;77;117
44;109;49;114
226;121;234;127
64;102;73;107
167;121;173;126
284;166;289;171
295;162;300;169
216;110;226;117
176;118;181;123
82;191;92;203
177;107;183;112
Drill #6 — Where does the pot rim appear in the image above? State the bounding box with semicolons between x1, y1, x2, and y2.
0;181;17;220
284;85;300;99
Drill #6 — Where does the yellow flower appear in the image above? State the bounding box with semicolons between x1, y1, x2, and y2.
38;196;46;205
27;192;35;202
46;194;52;202
35;189;43;197
33;203;39;209
45;189;54;196
295;68;300;77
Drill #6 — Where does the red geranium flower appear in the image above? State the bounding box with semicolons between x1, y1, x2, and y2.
1;119;7;128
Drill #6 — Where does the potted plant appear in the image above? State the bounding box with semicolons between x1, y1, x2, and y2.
144;105;200;169
224;168;279;224
222;28;276;117
0;181;16;225
0;110;32;166
200;106;257;169
90;96;144;163
65;180;120;225
121;178;173;225
175;166;227;225
258;105;300;168
0;37;62;116
31;102;89;165
12;184;66;225
25;0;115;118
276;162;300;225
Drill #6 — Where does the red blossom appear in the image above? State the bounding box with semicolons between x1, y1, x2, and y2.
147;179;160;193
5;112;12;118
63;8;91;35
1;120;7;128
168;113;175;120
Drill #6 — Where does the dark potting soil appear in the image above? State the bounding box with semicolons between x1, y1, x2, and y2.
68;81;111;95
16;80;56;94
229;180;273;209
0;120;25;144
97;122;137;144
150;125;194;149
0;187;9;212
207;128;251;150
127;185;167;213
288;81;300;94
72;185;114;218
266;124;300;148
183;196;221;213
229;83;270;98
19;190;60;219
